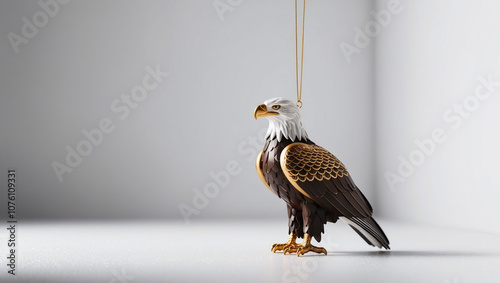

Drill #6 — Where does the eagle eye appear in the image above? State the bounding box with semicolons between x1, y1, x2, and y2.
272;105;281;110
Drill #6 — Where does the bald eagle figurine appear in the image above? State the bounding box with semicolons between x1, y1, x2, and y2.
254;97;390;256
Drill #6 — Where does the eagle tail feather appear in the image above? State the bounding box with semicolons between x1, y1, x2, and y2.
340;216;390;250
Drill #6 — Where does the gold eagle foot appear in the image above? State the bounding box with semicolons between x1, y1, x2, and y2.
296;234;327;257
271;233;300;253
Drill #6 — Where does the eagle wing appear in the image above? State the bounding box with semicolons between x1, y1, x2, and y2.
280;143;373;218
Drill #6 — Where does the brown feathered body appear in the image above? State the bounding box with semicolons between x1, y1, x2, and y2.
259;136;390;249
260;137;325;240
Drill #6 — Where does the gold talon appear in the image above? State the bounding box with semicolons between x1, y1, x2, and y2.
296;234;327;257
283;244;300;255
271;233;299;253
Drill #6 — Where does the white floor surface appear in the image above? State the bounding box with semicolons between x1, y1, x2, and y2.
0;220;499;283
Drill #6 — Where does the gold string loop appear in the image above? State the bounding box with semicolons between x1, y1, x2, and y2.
295;0;306;108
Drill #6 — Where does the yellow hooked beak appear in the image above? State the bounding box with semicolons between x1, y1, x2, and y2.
254;104;279;120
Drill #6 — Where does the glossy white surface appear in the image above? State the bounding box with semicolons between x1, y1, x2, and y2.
1;220;499;282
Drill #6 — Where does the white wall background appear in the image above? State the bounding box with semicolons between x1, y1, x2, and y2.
2;0;499;236
0;0;375;221
375;0;500;233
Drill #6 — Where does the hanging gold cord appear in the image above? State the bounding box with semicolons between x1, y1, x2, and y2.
295;0;305;108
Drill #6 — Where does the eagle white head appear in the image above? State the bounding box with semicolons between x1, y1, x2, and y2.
254;97;309;142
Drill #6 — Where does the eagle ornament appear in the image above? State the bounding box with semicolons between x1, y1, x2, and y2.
254;97;390;256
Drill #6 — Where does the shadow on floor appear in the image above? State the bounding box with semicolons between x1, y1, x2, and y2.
329;250;500;257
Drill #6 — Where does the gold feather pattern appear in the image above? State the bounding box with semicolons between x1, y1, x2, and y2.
282;143;349;182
